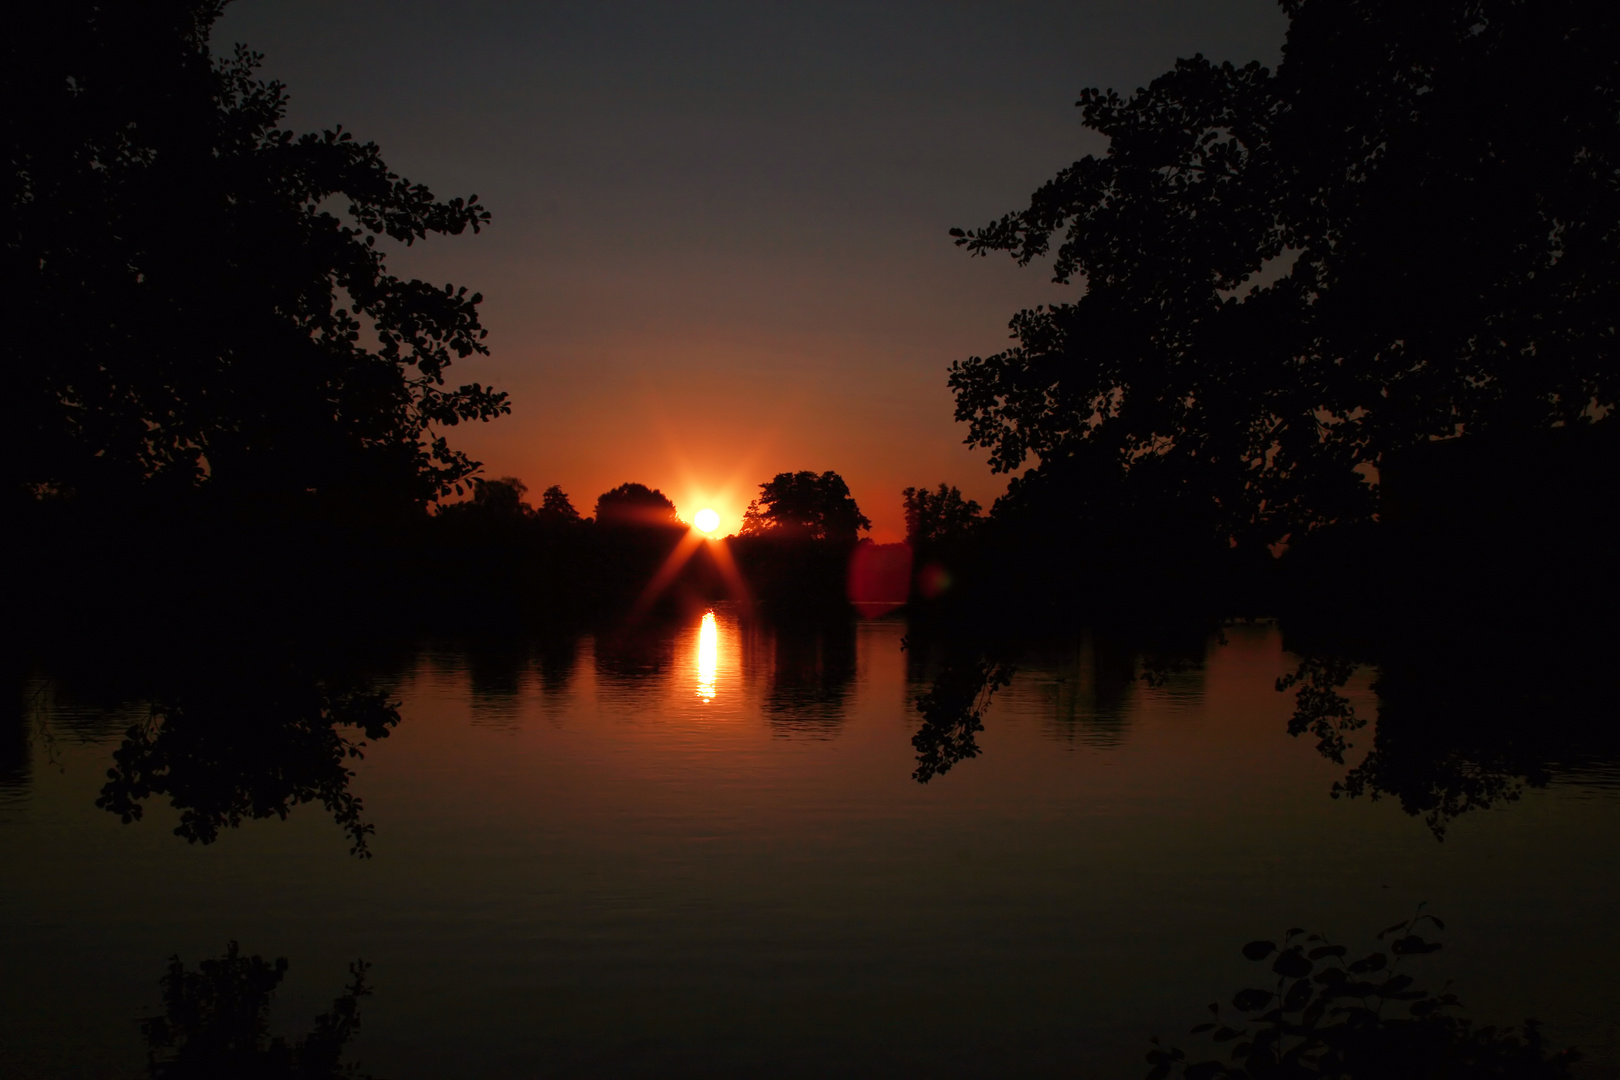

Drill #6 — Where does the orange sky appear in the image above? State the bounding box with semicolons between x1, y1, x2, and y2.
399;249;1076;540
222;1;1285;541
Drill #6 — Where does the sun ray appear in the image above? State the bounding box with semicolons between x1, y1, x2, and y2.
627;528;707;620
704;535;752;606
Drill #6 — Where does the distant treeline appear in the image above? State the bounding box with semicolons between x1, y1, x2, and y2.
17;412;1619;645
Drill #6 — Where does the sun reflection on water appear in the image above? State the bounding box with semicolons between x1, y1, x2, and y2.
697;610;718;702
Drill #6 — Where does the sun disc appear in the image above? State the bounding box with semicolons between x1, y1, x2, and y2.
693;507;720;534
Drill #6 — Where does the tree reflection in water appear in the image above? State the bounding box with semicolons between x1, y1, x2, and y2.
1281;635;1619;840
908;644;1014;782
96;672;399;856
30;630;406;857
762;616;857;732
904;619;1212;783
1148;910;1579;1079
128;917;1583;1080
141;943;373;1080
905;607;1618;840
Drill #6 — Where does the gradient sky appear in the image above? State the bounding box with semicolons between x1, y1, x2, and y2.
220;0;1285;539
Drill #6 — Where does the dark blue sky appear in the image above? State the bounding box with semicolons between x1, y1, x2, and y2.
221;0;1285;537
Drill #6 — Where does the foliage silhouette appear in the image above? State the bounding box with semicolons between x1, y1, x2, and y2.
416;476;719;624
538;484;581;522
951;0;1619;549
724;471;872;613
468;477;533;518
1278;635;1619;840
141;942;374;1080
739;471;871;543
908;644;1015;783
1147;911;1579;1079
901;483;982;548
594;482;681;529
95;666;399;857
8;1;506;514
979;449;1258;612
431;476;533;524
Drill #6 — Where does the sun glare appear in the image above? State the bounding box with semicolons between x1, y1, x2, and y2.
693;507;720;534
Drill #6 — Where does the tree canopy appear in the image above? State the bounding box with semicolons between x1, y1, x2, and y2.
902;483;982;548
949;0;1619;546
538;484;581;522
594;482;680;528
7;1;507;514
473;477;532;517
739;471;871;543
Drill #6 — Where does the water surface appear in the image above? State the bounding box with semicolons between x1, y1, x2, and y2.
4;611;1616;1077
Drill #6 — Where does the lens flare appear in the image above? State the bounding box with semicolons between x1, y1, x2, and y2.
697;610;718;701
693;507;720;533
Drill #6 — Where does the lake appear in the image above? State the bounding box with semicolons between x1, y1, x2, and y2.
4;609;1617;1077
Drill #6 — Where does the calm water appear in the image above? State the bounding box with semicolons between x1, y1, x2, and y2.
4;611;1617;1077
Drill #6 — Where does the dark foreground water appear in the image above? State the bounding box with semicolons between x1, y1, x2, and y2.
4;611;1617;1077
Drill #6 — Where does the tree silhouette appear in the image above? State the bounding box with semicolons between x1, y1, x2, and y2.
468;476;532;518
594;482;681;528
902;483;982;547
539;484;581;522
8;1;507;513
950;0;1619;547
738;471;871;542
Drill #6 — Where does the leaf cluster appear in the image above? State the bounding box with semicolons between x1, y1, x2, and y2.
1147;911;1579;1079
902;483;983;548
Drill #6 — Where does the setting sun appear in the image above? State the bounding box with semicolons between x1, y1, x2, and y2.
693;507;720;534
